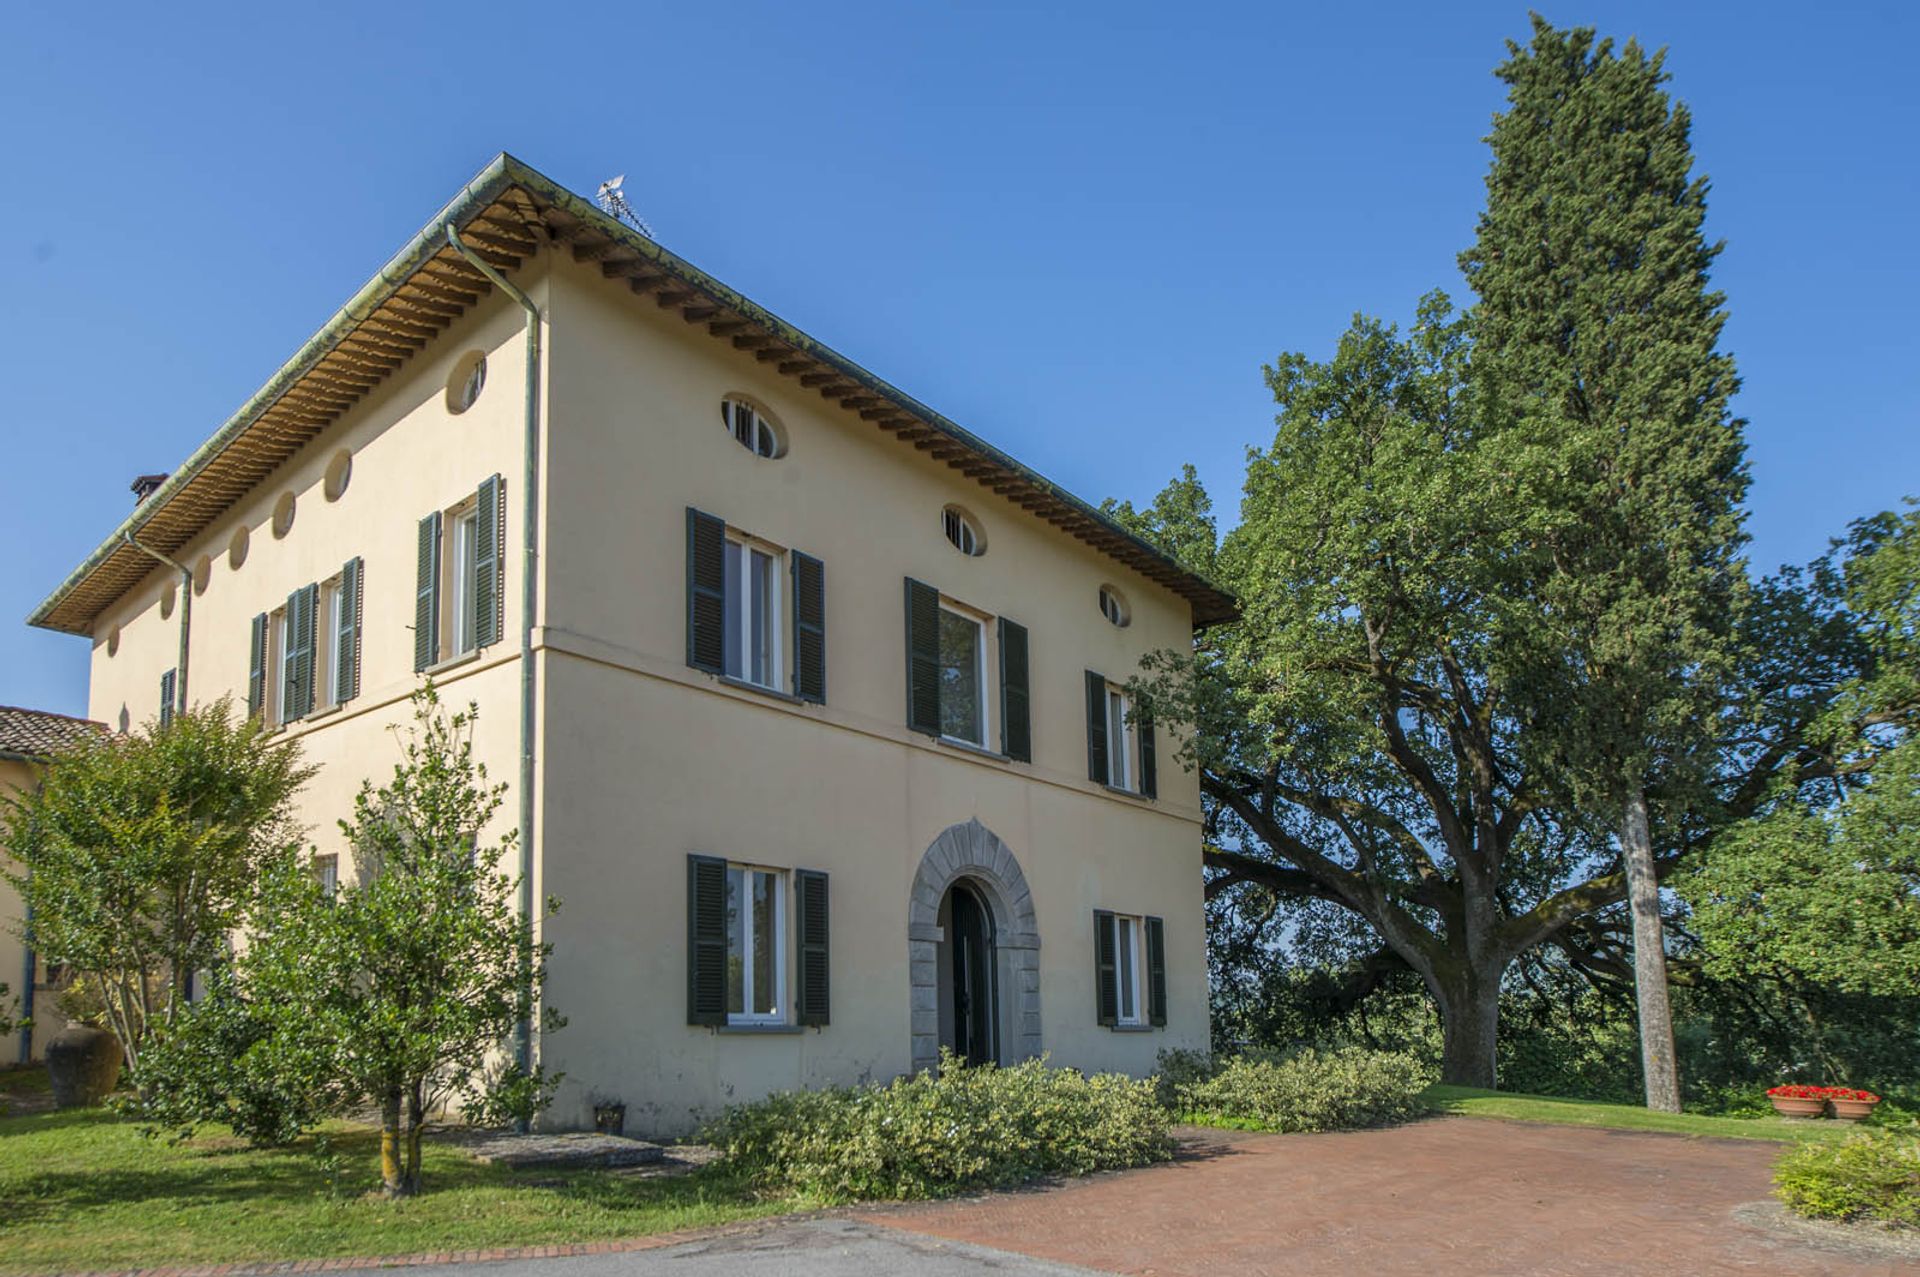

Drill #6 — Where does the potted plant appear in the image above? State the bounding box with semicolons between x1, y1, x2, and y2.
1766;1084;1828;1119
1825;1088;1881;1121
591;1094;627;1137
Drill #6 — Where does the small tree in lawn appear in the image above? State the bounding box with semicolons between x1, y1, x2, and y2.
240;685;559;1196
0;699;312;1070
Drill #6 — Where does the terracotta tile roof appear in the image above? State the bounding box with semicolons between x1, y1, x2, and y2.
0;705;104;761
29;153;1235;636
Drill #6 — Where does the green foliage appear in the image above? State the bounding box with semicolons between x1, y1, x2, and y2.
703;1052;1173;1202
0;982;16;1041
1171;1046;1432;1133
136;686;560;1195
1099;462;1220;578
0;699;313;1069
1774;1129;1920;1226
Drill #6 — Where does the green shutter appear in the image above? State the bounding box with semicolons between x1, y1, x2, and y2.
1094;910;1118;1026
905;577;941;735
337;558;363;703
1139;711;1157;799
415;512;441;672
1146;916;1168;1027
795;869;830;1026
474;475;503;648
284;584;317;721
791;551;826;703
158;669;176;729
247;613;267;718
687;854;728;1026
686;508;727;674
1085;670;1110;785
998;618;1030;762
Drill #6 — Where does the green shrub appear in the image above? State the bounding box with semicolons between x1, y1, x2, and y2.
703;1052;1173;1201
1775;1129;1920;1227
1172;1046;1432;1133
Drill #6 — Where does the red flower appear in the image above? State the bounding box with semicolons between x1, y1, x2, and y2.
1766;1084;1880;1102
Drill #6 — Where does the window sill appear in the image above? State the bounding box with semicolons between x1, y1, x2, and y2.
714;1022;805;1035
937;735;1012;764
714;674;814;707
1108;1023;1159;1033
423;649;482;677
1104;784;1153;803
305;703;345;723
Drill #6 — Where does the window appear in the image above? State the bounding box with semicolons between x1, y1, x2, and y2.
414;478;503;671
942;506;984;556
251;559;360;723
314;854;339;898
1098;585;1130;627
269;606;289;726
449;505;479;657
447;351;487;414
1106;686;1136;790
726;864;786;1024
1095;911;1166;1029
938;605;988;747
722;535;783;688
722;398;783;458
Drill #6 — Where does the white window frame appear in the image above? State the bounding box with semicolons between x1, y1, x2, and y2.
268;607;289;727
317;575;343;711
937;600;992;749
942;507;982;556
1106;684;1138;791
1109;912;1146;1027
726;863;788;1025
723;399;780;458
448;505;480;658
314;854;340;898
723;532;786;691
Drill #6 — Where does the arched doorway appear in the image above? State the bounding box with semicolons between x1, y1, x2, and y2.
908;819;1041;1073
940;880;997;1065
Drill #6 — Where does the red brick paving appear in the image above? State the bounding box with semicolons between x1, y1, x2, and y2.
855;1117;1908;1276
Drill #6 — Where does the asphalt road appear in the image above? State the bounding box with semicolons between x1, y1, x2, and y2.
413;1219;1103;1277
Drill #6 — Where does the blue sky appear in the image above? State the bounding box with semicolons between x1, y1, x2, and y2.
2;3;1914;717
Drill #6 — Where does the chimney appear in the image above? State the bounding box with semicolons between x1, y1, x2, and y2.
131;473;169;504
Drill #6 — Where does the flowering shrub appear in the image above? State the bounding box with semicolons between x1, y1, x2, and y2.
1775;1129;1920;1226
1169;1046;1432;1133
1768;1085;1881;1102
702;1052;1173;1202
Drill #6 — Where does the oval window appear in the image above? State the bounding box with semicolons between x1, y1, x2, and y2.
106;624;121;657
228;525;251;571
721;398;784;458
942;506;984;557
192;555;213;596
323;448;353;502
1098;585;1131;628
271;491;297;539
160;580;177;620
447;351;488;414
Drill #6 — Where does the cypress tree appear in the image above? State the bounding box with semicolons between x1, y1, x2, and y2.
1462;18;1749;1111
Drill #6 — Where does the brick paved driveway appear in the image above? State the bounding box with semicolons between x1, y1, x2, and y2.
853;1117;1909;1276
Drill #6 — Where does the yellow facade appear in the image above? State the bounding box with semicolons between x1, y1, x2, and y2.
74;241;1210;1134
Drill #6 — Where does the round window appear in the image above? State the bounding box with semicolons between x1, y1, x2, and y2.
942;506;985;557
228;525;251;571
106;625;121;657
447;351;488;414
323;449;353;502
192;555;213;596
271;491;297;539
1098;585;1131;627
160;580;177;620
721;398;785;458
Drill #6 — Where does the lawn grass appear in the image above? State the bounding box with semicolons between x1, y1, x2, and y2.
0;1106;788;1275
1426;1084;1858;1144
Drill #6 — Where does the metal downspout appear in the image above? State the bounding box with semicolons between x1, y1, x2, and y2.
124;533;192;719
444;223;542;1110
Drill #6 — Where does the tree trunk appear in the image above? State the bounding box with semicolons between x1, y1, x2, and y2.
1620;783;1681;1112
379;1090;410;1198
1434;971;1501;1089
403;1086;426;1195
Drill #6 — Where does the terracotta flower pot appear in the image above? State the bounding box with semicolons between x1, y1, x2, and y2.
1768;1095;1826;1119
45;1025;123;1108
1829;1097;1879;1122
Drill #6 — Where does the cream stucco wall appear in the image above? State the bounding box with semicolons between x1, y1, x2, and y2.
536;256;1208;1134
0;756;50;1064
74;239;1210;1134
